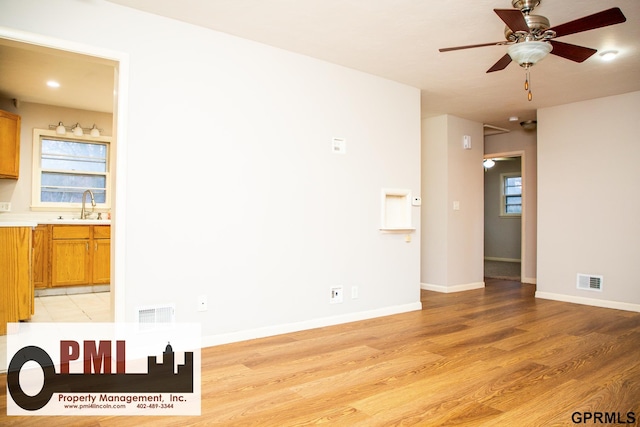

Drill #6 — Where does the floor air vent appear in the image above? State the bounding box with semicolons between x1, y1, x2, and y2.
137;305;175;330
577;274;603;292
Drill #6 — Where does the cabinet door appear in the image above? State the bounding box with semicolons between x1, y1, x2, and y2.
0;110;21;179
0;227;33;335
32;225;49;289
51;239;91;286
92;238;111;284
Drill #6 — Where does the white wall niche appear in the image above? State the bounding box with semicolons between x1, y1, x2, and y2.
380;188;415;232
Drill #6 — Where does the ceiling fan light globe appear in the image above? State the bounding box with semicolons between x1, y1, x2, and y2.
483;159;496;168
507;41;553;66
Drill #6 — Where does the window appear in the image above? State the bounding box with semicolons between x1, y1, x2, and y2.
32;129;112;210
501;173;522;216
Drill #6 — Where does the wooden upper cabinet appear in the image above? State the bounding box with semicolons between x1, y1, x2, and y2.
0;110;21;179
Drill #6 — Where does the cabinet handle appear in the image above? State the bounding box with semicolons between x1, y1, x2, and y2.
95;242;98;251
86;242;89;252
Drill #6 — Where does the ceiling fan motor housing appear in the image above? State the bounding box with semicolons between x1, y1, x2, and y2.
504;14;551;41
511;0;541;14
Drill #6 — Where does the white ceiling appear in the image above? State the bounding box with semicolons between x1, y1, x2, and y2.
2;0;639;131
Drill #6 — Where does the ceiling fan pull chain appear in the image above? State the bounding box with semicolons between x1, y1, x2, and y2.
525;68;533;101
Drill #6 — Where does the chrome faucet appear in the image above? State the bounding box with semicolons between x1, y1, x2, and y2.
81;189;96;219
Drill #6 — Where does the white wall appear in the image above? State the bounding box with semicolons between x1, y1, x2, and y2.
537;91;640;310
0;0;422;342
421;115;484;292
485;128;537;283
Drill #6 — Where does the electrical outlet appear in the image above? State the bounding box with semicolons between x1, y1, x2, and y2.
0;202;11;212
351;286;359;299
330;286;343;304
197;295;208;312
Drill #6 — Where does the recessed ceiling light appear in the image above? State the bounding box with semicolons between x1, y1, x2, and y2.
46;80;60;88
509;116;519;122
599;50;619;61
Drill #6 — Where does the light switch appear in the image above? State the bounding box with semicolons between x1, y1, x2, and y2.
453;201;460;211
463;135;471;150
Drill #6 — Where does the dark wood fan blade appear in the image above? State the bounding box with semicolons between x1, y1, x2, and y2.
494;9;529;33
486;54;512;73
549;40;596;63
548;7;626;38
439;42;505;52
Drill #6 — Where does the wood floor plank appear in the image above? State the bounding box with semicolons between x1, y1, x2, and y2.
2;279;639;426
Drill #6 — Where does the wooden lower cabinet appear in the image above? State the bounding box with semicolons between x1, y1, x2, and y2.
32;224;49;289
43;224;110;288
92;226;111;285
0;227;33;335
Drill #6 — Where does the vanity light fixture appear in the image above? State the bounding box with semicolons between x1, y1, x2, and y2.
49;122;103;137
483;159;496;169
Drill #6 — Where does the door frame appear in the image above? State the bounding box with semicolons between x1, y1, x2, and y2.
484;150;526;282
0;27;129;322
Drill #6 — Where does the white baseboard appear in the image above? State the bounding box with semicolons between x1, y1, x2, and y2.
522;277;537;285
200;302;423;348
421;282;485;293
535;291;640;313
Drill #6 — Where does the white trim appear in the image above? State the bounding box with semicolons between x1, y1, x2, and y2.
535;291;640;313
200;302;423;348
522;277;537;285
484;256;521;263
421;282;485;293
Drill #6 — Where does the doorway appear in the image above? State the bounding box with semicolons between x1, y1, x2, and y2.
0;28;129;323
483;153;524;281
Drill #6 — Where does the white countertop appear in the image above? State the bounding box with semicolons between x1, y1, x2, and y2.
37;219;111;225
0;221;39;228
0;218;110;227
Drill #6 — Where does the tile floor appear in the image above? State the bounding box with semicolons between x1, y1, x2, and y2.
31;291;111;323
1;292;111;371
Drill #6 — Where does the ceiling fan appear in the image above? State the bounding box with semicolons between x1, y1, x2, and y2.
439;0;627;100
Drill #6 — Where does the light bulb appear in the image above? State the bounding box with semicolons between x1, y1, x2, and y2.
56;122;66;135
90;124;100;137
72;123;83;136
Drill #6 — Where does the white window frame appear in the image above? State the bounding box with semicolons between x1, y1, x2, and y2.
31;128;113;212
500;172;522;217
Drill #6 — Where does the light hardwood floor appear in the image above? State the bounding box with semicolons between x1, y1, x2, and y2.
2;279;639;426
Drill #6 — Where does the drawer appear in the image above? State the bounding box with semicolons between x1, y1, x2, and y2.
93;225;111;239
52;225;91;239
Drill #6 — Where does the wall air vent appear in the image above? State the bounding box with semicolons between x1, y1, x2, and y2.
577;274;603;292
137;304;175;331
